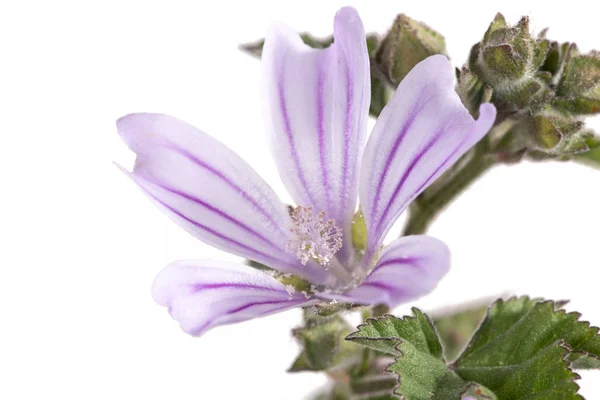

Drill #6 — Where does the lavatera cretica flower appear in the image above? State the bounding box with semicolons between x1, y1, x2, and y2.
116;7;496;337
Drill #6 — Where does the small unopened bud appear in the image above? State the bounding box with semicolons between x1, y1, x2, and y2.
456;67;493;117
375;14;446;86
540;42;578;78
525;109;591;156
470;14;550;109
555;51;600;115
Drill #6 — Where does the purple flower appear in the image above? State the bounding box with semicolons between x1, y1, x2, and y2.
116;7;496;336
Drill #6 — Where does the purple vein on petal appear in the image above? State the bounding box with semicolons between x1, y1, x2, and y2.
278;55;318;207
147;193;298;270
341;57;353;218
360;280;397;292
189;299;299;336
386;135;471;236
161;141;284;234
373;124;448;238
144;178;288;256
375;256;421;270
317;60;333;209
191;282;286;293
408;139;468;204
369;87;430;231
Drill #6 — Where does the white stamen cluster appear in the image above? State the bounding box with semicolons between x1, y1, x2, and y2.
285;206;343;266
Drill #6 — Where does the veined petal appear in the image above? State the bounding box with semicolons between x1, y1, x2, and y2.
320;235;450;308
117;113;330;284
262;7;370;249
152;260;313;336
359;55;496;256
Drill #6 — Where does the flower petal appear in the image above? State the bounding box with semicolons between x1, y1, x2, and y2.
359;55;496;256
152;260;312;336
262;7;370;245
320;235;450;308
117;113;330;284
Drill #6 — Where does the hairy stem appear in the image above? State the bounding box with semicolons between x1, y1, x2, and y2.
402;143;497;235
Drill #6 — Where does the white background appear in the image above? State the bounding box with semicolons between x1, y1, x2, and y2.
1;0;599;398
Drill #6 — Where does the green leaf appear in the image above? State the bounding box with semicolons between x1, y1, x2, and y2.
346;309;443;358
452;297;600;398
456;297;600;372
460;382;497;399
348;298;598;399
458;341;581;399
347;309;469;399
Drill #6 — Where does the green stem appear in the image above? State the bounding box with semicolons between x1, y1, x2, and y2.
402;147;497;235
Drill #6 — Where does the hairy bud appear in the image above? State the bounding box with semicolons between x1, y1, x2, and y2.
469;14;550;109
524;109;591;157
555;51;600;115
375;14;446;86
456;67;493;117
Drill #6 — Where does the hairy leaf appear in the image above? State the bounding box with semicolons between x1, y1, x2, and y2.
347;309;468;399
457;297;600;371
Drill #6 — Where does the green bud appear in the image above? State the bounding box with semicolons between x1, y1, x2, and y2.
470;14;550;109
540;42;578;78
289;315;356;372
573;134;600;168
365;34;394;118
524;108;591;156
456;67;493;117
555;51;600;114
375;14;446;86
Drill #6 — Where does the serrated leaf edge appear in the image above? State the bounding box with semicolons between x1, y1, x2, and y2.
347;308;456;399
547;340;583;400
457;296;600;372
348;298;594;399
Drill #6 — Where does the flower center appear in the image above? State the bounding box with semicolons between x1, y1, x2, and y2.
285;206;343;266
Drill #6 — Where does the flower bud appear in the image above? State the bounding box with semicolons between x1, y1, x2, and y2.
375;14;446;86
456;67;493;117
540;42;578;78
555;51;600;115
524;108;591;157
574;135;600;167
290;315;355;372
469;14;550;109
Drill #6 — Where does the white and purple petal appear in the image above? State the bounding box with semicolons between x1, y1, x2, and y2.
262;7;370;255
320;235;450;308
117;113;330;284
359;55;496;258
152;260;313;336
